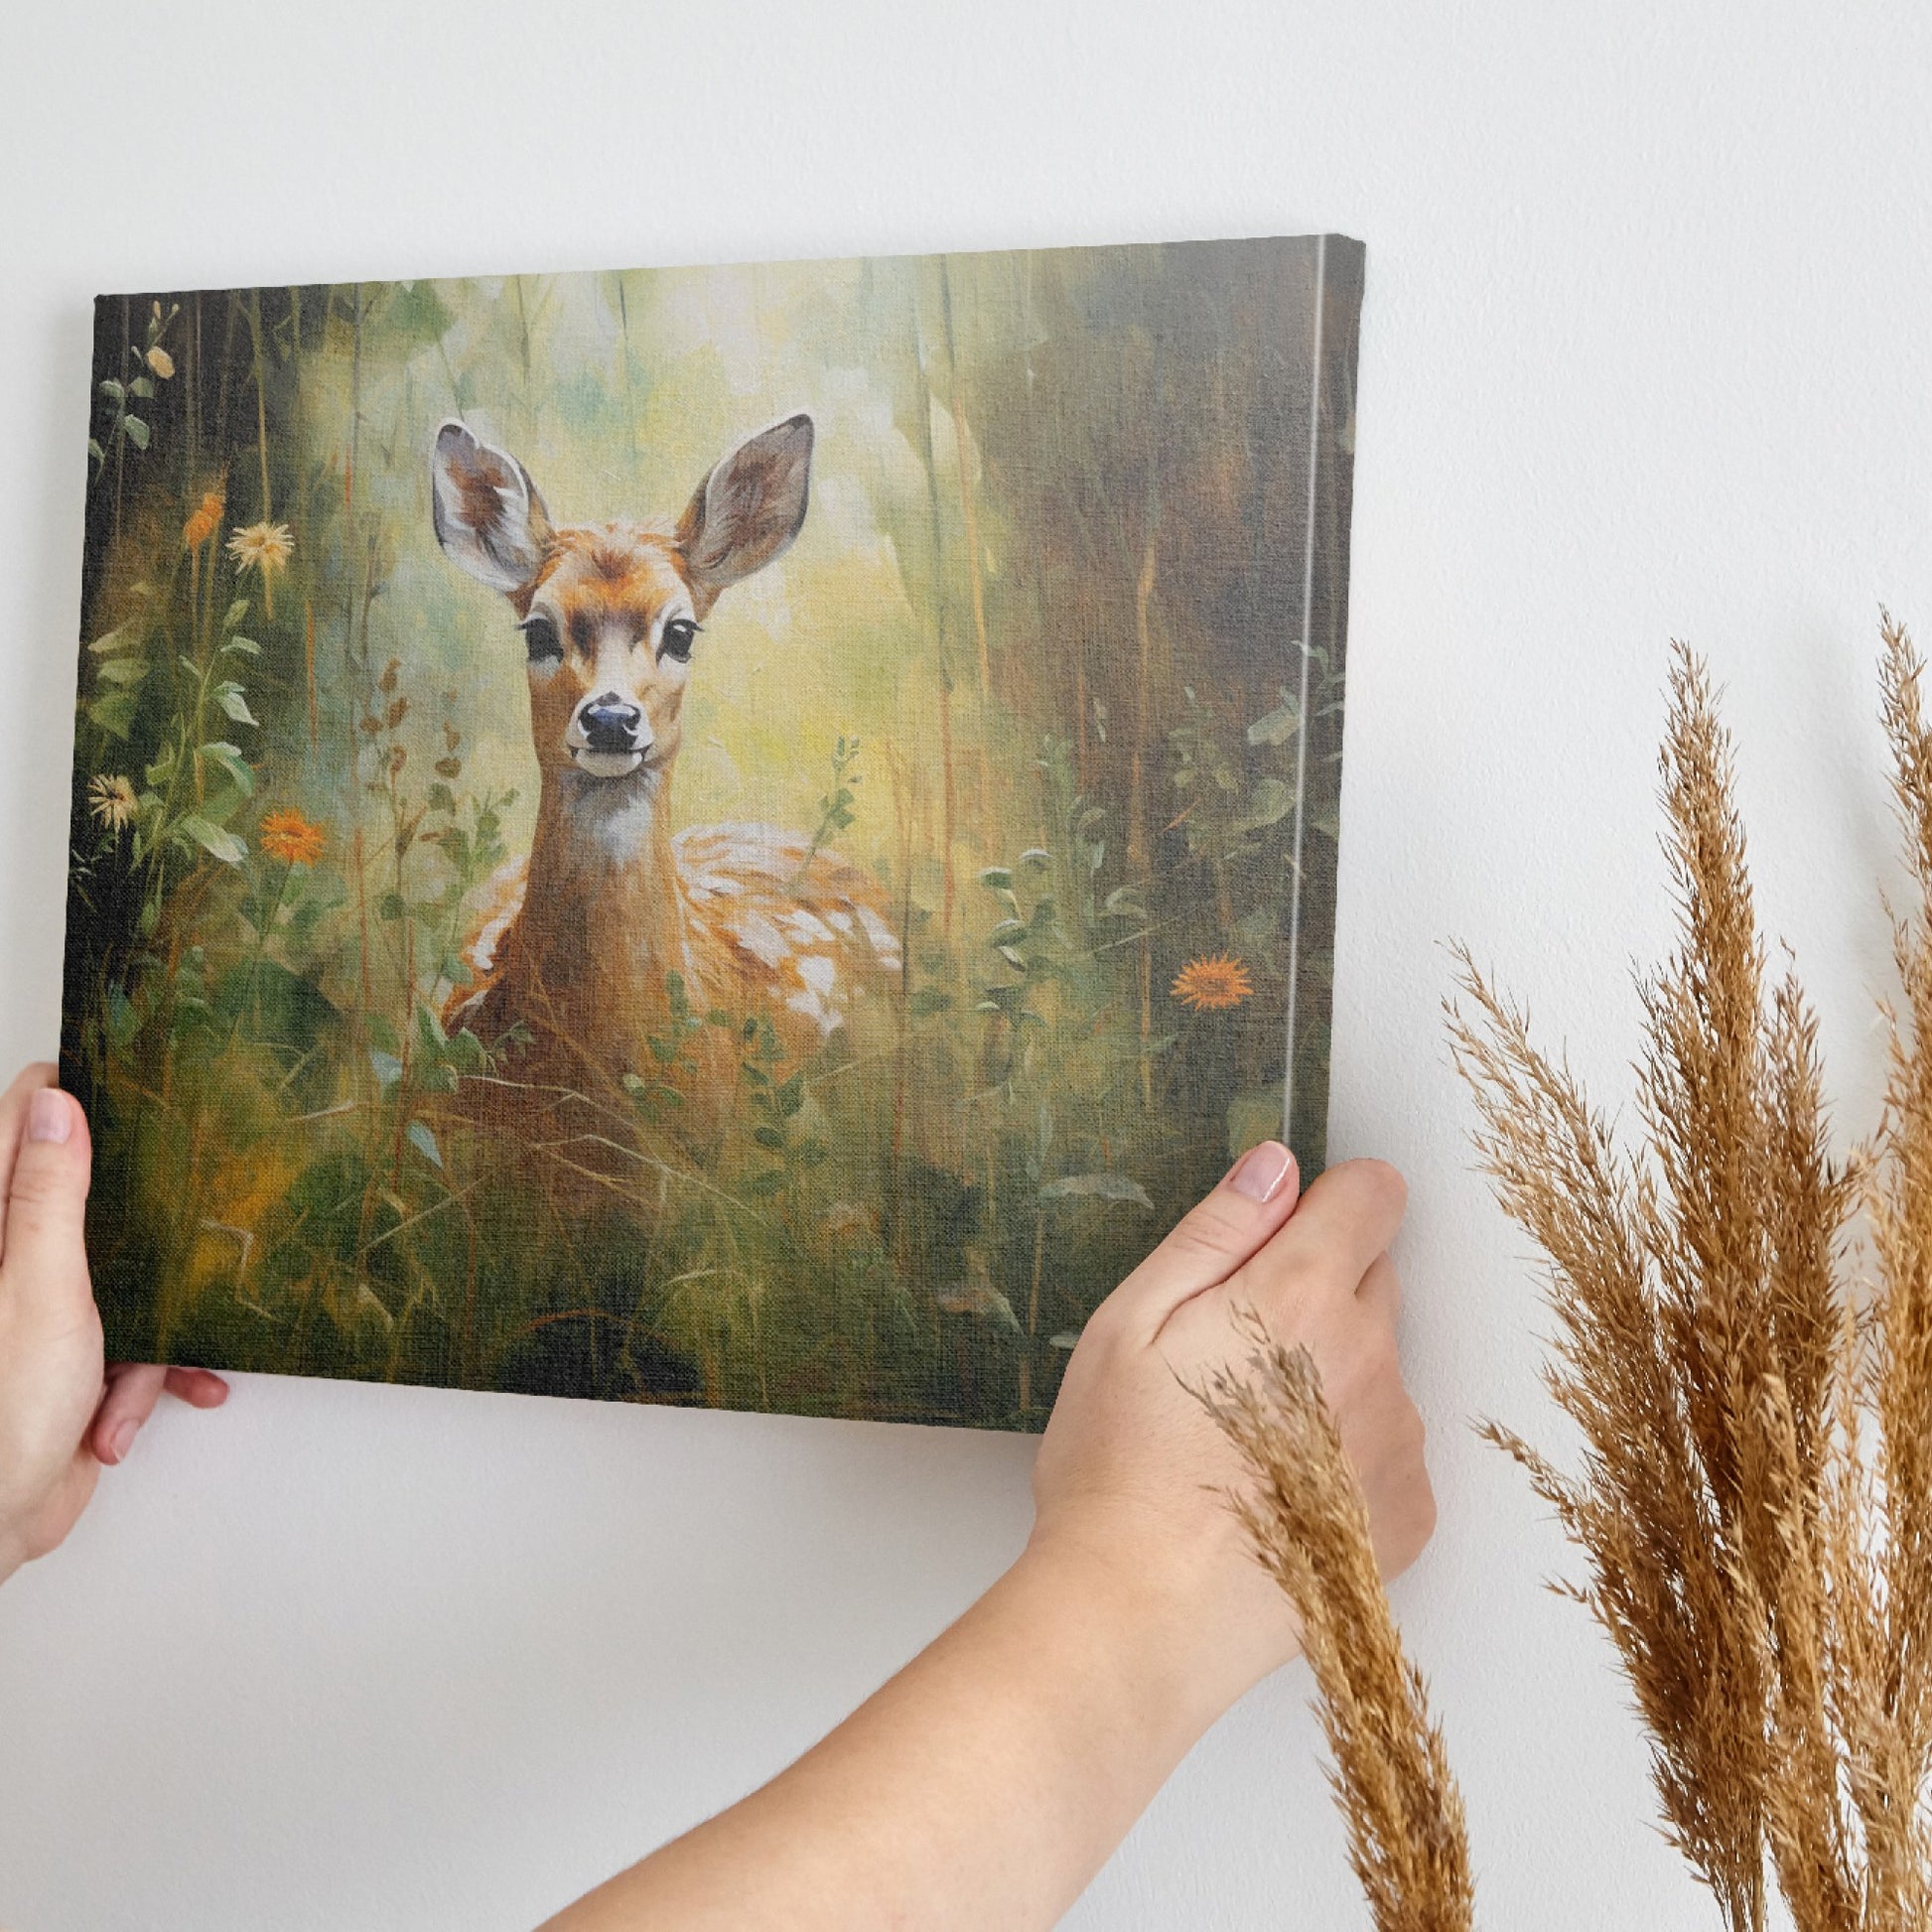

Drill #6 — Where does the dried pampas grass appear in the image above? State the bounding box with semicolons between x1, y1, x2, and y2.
1212;620;1932;1931
1447;620;1932;1930
1202;1315;1475;1932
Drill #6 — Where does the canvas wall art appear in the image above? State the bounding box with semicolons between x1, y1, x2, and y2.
61;235;1364;1428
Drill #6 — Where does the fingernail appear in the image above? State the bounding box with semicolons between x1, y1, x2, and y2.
1229;1141;1294;1202
27;1090;72;1145
107;1418;138;1463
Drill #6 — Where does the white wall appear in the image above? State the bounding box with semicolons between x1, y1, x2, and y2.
2;2;1927;1924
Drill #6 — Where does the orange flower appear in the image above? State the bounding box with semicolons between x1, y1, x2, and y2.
259;807;326;867
183;483;225;551
1171;951;1254;1012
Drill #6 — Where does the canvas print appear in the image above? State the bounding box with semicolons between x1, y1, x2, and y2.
61;235;1364;1429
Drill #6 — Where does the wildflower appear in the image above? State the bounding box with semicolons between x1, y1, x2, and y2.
227;521;294;577
145;346;175;380
88;773;138;835
1171;951;1254;1012
228;519;294;618
259;807;326;867
183;483;225;551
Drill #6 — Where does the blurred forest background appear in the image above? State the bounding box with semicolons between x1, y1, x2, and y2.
62;235;1361;1428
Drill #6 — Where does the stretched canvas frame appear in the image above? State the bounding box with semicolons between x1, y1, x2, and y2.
62;234;1364;1429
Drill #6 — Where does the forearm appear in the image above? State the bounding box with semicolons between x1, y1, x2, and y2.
543;1542;1237;1932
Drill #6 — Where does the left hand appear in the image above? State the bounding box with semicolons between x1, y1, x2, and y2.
0;1062;227;1584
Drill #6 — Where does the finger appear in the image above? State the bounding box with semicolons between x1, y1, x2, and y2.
0;1062;60;1261
2;1084;94;1326
92;1363;168;1465
163;1366;230;1409
1104;1141;1301;1338
1236;1159;1408;1311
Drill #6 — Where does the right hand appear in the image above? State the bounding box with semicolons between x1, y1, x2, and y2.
1029;1144;1435;1721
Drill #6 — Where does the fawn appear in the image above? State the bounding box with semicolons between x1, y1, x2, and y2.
430;413;900;1143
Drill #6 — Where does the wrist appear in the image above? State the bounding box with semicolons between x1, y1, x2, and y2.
1005;1527;1284;1750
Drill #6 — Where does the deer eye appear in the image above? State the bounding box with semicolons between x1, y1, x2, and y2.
519;614;563;664
659;619;699;663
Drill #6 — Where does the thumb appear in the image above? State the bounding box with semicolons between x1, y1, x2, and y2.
2;1085;95;1318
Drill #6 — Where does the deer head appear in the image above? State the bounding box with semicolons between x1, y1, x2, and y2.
431;414;814;809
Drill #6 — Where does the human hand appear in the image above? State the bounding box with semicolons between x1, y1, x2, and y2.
0;1063;227;1584
1029;1145;1434;1725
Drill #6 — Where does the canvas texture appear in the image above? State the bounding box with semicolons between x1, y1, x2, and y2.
61;236;1364;1429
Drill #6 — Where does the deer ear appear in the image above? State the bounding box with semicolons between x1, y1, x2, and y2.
431;420;553;595
676;414;813;605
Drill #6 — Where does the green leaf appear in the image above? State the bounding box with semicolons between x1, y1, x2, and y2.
907;987;953;1017
368;1047;404;1089
1019;848;1052;869
746;1169;786;1198
1248;701;1301;747
86;439;105;467
94;656;148;686
405;1120;443;1169
221;600;249;634
446;1028;486;1073
366;1015;400;1055
415;1004;449;1056
98;378;125;405
222;635;261;658
176;814;247;864
377;892;407;922
198;742;254;796
383;280;456;349
978;867;1014;893
622;1071;685;1112
217;686;258;727
87;622;137;655
87;690;139;738
427;781;455;813
127;375;154;400
1235;777;1293;832
774;1071;805;1119
752;1124;786;1151
122;416;149;451
105;985;143;1051
1038;1173;1154;1207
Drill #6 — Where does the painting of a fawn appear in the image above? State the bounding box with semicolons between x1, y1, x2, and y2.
66;242;1361;1422
430;414;900;1135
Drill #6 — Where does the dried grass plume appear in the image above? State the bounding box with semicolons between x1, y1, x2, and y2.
1448;620;1932;1930
1201;1313;1475;1932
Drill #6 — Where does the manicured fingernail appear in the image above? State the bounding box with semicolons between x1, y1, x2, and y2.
107;1419;138;1463
1229;1141;1294;1202
27;1090;72;1145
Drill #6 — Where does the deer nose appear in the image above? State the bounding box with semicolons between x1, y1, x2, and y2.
580;694;645;754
